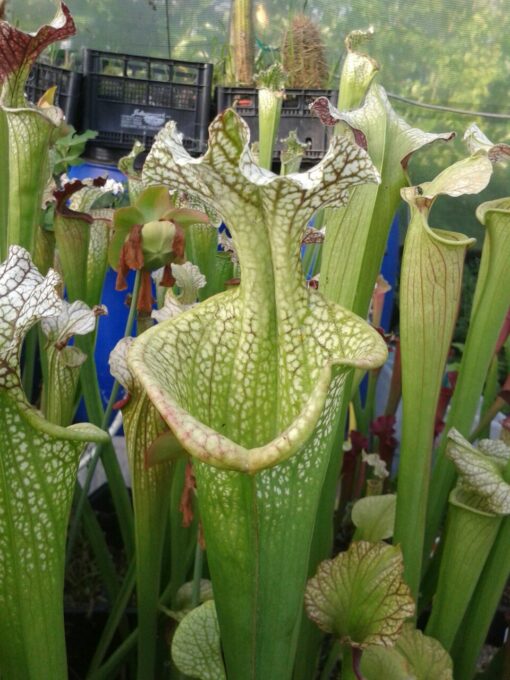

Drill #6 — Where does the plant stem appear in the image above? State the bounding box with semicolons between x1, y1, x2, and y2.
191;541;204;608
89;575;180;678
67;269;142;562
341;645;361;680
87;630;138;680
81;493;121;603
319;640;341;680
364;369;378;438
77;339;133;553
424;205;510;564
88;559;136;674
451;515;510;679
257;87;283;170
21;327;38;402
425;502;501;651
293;376;353;680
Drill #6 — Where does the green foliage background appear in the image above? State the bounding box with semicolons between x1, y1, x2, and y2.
8;0;510;243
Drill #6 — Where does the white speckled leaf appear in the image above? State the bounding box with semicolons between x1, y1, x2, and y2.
401;153;493;205
41;299;102;346
135;110;385;472
41;299;104;426
152;262;206;322
463;123;510;162
0;246;107;677
132;110;387;678
172;262;206;304
172;601;226;680
109;337;136;393
304;541;414;648
478;438;510;463
352;494;396;541
0;246;62;382
447;429;510;515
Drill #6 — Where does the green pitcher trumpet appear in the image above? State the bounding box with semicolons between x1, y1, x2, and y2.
130;109;387;679
0;3;76;257
0;246;108;679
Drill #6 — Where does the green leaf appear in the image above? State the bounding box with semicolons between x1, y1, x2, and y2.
361;646;412;680
425;193;510;558
51;127;98;177
361;624;453;680
185;223;233;301
118;140;145;202
109;337;175;678
1;105;64;257
352;494;396;541
337;27;379;110
304;541;415;648
255;64;286;170
53;182;92;302
395;155;480;600
280;130;307;176
86;209;113;308
425;431;505;650
312;84;454;319
175;580;214;610
0;246;107;678
171;600;226;680
131;110;387;679
396;625;453;680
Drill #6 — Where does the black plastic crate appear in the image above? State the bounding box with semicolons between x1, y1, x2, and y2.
25;62;82;127
82;49;213;158
216;87;338;163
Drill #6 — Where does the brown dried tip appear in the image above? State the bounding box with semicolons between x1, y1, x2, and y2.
198;522;206;550
115;259;130;291
137;271;154;314
179;461;196;528
161;264;175;287
123;224;144;270
113;393;131;410
54;180;93;223
172;223;186;261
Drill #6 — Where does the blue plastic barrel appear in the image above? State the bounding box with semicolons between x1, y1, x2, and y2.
379;214;400;331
